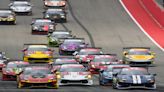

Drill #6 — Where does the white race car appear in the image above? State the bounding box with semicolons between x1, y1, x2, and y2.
57;64;93;85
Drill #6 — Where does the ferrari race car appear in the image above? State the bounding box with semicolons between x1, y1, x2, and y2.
88;54;121;74
44;0;67;9
48;57;78;71
122;47;155;66
17;66;58;88
57;64;93;85
99;64;130;85
48;30;75;47
43;8;67;22
73;47;103;64
2;61;29;81
22;44;54;63
8;1;33;15
0;52;9;71
59;38;88;55
112;67;156;89
31;18;56;34
0;9;16;24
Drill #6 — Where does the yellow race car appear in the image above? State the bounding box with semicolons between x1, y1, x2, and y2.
22;44;54;63
122;47;155;66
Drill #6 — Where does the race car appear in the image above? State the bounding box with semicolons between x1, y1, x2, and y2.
47;30;75;47
122;47;155;66
99;64;130;85
8;1;33;15
112;67;156;89
43;8;67;22
31;18;56;34
43;0;67;9
73;47;103;64
88;54;121;74
0;52;9;71
59;38;88;55
48;57;78;71
2;61;29;81
22;44;54;63
0;9;16;24
57;64;93;85
17;66;58;88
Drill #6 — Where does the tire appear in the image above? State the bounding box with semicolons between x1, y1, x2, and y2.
11;21;16;25
112;82;118;89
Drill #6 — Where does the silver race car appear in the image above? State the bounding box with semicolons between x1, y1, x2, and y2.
56;64;93;85
9;1;33;15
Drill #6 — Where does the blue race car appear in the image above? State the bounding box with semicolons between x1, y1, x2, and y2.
99;64;129;85
59;38;88;55
112;67;156;89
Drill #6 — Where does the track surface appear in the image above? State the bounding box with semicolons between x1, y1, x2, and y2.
0;0;164;92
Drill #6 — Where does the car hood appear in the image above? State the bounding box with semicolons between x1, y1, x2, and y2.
61;72;89;79
126;55;154;60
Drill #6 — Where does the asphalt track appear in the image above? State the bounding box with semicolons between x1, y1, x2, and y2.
0;0;164;92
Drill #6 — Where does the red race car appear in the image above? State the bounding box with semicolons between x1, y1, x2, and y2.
17;66;58;88
2;61;29;81
73;47;103;64
88;54;121;74
48;57;78;71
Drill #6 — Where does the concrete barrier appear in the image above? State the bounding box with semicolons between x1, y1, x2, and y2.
140;0;164;27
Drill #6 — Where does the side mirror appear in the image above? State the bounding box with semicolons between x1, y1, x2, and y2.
99;70;104;73
113;73;118;77
73;51;78;56
22;48;27;52
123;52;128;55
152;73;157;76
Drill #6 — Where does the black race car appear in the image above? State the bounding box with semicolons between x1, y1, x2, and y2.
31;18;56;34
43;8;67;23
0;9;16;24
112;67;156;89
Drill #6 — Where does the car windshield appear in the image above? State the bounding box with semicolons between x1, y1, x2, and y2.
0;11;11;16
78;49;102;55
63;39;84;45
53;59;76;65
60;67;86;72
13;3;30;6
93;57;114;62
34;20;52;25
120;68;149;75
112;68;123;74
24;68;51;75
7;63;27;68
27;47;48;51
51;33;70;38
128;50;151;55
48;0;64;1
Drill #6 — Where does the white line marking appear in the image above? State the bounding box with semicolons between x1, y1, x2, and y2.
119;0;164;52
132;75;138;84
137;75;142;84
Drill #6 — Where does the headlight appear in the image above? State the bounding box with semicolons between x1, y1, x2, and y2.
61;15;65;18
85;75;92;79
91;65;95;68
57;75;61;79
49;25;54;29
33;26;38;30
148;79;154;83
8;15;14;19
62;46;67;50
119;78;126;82
45;15;50;18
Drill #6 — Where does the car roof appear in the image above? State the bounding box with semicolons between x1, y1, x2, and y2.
61;64;84;68
8;61;29;64
12;1;29;4
0;10;12;13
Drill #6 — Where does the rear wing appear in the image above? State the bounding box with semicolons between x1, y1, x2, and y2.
24;43;47;46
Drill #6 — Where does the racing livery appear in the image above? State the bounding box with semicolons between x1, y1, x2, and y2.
122;47;155;66
112;67;156;89
2;61;29;81
22;44;54;63
43;8;67;22
59;38;88;55
48;30;74;47
73;47;103;64
88;54;120;74
8;1;33;15
99;64;130;85
31;18;56;34
17;66;58;88
57;64;93;85
44;0;67;9
0;9;16;24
